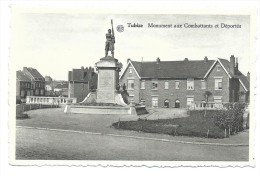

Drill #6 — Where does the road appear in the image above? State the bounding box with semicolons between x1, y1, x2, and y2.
16;127;249;161
15;108;249;161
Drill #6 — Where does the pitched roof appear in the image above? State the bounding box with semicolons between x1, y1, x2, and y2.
16;70;31;81
126;58;250;92
237;71;250;91
23;67;44;79
216;59;249;91
204;59;232;79
130;60;215;79
55;83;68;89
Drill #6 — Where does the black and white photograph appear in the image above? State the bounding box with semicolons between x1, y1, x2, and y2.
1;1;258;172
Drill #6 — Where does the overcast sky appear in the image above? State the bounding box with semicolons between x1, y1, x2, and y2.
12;12;250;80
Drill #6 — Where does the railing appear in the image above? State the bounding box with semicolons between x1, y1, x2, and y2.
26;96;77;105
187;101;226;110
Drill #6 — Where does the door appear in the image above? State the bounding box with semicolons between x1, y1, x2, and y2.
187;97;194;108
175;99;180;108
164;100;169;108
152;97;158;107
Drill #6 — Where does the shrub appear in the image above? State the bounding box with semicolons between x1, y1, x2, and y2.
16;113;29;119
214;103;246;136
16;99;21;104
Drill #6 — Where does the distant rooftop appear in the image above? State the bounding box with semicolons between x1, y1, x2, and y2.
16;70;31;82
23;67;44;79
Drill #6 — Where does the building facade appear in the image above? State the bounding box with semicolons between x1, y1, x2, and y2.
120;56;250;108
16;70;32;102
68;66;98;103
22;67;45;96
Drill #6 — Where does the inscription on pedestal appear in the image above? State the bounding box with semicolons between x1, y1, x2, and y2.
99;70;114;89
97;69;115;103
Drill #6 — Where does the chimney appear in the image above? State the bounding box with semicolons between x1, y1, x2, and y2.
230;55;235;75
127;58;131;63
184;58;189;61
156;57;160;64
247;72;250;81
235;57;239;74
204;56;208;62
81;66;84;80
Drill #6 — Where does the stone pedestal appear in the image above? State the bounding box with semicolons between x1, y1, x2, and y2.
95;56;122;104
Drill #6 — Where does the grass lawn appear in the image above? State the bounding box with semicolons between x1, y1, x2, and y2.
112;110;226;138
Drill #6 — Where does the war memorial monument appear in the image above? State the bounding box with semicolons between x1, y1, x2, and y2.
64;20;138;115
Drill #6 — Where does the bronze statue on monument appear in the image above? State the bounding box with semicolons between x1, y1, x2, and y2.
105;20;115;58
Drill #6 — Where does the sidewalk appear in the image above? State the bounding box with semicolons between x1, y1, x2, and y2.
16;108;249;146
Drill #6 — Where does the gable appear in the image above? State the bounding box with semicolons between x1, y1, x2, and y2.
119;61;141;80
203;59;232;79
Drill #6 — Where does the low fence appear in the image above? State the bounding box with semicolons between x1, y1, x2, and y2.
187;102;227;110
16;103;59;115
26;96;77;105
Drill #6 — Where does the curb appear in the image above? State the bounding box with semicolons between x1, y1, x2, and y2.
16;126;249;147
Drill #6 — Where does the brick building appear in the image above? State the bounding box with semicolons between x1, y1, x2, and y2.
23;67;45;96
68;66;98;103
119;55;250;108
16;70;32;102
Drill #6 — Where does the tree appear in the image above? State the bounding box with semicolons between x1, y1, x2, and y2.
203;91;212;117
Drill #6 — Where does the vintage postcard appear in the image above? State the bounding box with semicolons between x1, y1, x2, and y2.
9;4;257;167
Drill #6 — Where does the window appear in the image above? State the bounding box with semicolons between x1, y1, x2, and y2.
175;81;180;89
216;65;221;71
21;90;25;97
215;78;222;90
140;98;145;105
129;67;133;73
40;89;44;95
187;79;194;90
152;97;158;107
152;80;158;90
35;89;39;95
141;80;145;89
164;81;169;89
129;95;134;103
201;80;206;89
127;79;134;90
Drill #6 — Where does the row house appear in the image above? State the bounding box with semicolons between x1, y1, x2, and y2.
23;67;45;96
68;66;98;103
16;70;32;101
119;55;250;108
